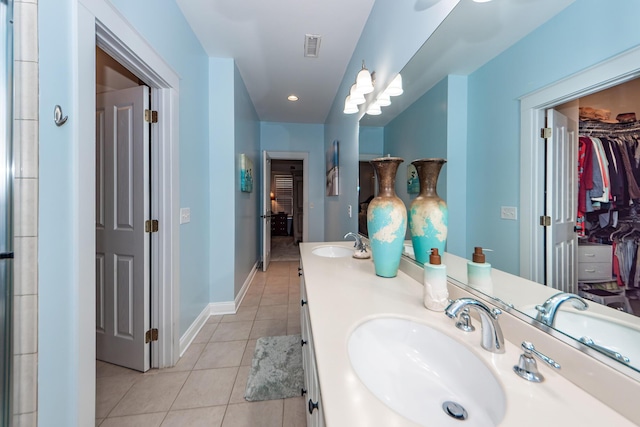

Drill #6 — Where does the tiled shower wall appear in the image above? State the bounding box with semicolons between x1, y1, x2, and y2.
12;0;38;426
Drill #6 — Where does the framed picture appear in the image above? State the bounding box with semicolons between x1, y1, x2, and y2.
407;164;419;194
239;154;253;193
326;140;339;196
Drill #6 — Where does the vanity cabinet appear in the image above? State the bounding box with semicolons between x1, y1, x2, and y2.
577;243;612;282
299;266;325;427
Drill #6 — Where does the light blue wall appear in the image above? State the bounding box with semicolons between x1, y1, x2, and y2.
358;126;384;155
324;0;460;241
209;58;236;304
39;0;211;422
260;122;326;242
109;0;212;335
234;64;261;295
368;75;468;256
467;0;640;274
39;2;76;424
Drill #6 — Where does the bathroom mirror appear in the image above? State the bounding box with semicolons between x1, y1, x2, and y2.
357;0;640;378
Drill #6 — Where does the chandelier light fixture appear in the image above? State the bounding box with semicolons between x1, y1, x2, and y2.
342;58;404;115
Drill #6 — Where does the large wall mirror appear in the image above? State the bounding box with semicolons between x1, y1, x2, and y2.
357;0;640;381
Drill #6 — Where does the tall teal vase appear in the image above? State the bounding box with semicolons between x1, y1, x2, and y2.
367;157;407;278
408;158;448;265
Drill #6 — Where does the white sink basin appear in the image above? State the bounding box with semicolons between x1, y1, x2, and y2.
348;317;506;426
523;306;640;365
311;245;353;258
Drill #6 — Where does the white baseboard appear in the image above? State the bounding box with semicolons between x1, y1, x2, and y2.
178;261;259;357
178;304;211;357
235;261;259;309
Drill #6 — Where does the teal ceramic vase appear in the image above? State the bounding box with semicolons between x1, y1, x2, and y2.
367;157;407;278
408;158;448;265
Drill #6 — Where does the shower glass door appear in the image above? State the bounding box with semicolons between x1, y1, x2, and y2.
0;0;13;425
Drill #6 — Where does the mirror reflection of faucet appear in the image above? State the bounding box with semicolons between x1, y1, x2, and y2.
344;232;370;259
534;292;589;328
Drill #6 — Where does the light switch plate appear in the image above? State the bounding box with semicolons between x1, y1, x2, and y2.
180;207;191;224
501;206;517;220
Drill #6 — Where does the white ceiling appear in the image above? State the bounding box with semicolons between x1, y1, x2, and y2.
177;0;575;125
176;0;376;124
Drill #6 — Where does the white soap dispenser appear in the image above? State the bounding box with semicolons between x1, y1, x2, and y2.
467;247;493;294
423;248;449;311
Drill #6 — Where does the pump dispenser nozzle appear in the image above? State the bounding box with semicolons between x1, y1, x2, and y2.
429;248;441;265
472;247;486;263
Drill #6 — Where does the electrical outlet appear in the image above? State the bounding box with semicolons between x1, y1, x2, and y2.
180;207;191;224
501;206;517;220
348;205;352;218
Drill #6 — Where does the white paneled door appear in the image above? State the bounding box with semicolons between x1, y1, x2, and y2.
262;151;272;271
545;108;578;293
96;86;151;372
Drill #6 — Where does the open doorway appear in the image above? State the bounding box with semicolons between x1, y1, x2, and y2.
95;47;153;372
261;151;309;269
269;159;303;262
520;45;640;316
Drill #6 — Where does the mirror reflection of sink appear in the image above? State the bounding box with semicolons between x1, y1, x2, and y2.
311;245;353;258
523;306;640;364
348;317;506;426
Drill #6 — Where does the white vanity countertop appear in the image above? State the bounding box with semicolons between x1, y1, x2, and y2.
299;241;636;427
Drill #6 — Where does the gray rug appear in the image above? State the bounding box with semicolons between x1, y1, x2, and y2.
245;334;304;401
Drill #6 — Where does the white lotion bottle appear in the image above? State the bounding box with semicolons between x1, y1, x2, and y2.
424;248;449;311
467;247;493;294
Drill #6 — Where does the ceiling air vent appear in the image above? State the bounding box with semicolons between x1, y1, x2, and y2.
304;34;322;58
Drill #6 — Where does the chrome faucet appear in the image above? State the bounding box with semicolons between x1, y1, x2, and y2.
344;232;366;252
445;298;505;353
534;292;588;328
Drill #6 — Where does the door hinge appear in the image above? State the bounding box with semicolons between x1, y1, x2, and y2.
540;127;552;138
540;215;551;227
145;328;159;343
145;219;159;233
145;109;158;123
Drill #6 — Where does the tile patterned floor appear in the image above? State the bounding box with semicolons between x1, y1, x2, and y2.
96;261;306;427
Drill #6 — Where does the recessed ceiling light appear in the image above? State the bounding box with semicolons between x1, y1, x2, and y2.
287;95;299;102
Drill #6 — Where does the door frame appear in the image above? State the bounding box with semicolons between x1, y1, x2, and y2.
264;151;310;243
519;44;640;283
76;0;180;423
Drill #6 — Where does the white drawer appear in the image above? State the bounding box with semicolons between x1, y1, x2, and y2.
578;262;613;282
578;244;612;263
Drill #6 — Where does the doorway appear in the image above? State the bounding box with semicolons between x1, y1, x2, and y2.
520;45;640;286
261;151;309;268
95;47;153;372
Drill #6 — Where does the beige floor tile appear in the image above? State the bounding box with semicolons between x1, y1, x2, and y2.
109;371;189;417
193;323;218;344
96;374;138;418
210;321;253;342
228;365;251;404
238;293;261;308
287;303;301;318
161;406;226;427
172;368;238;410
221;401;284;427
221;306;258;323
283;396;306;427
255;304;289;321
266;264;290;277
207;315;224;324
286;320;301;336
241;340;257;366
96;418;104;426
100;412;166;427
96;360;140;378
264;274;290;286
250;319;288;339
260;293;290;307
162;343;206;373
194;340;247;370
